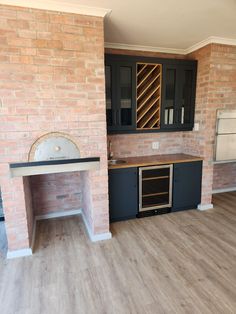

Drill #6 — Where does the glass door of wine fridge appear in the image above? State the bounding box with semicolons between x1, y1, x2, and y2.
139;164;173;212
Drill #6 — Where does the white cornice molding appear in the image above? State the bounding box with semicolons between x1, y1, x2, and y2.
105;36;236;55
186;36;236;54
105;42;186;55
0;0;112;17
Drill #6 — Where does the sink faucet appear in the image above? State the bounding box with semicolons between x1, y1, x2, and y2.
108;140;113;160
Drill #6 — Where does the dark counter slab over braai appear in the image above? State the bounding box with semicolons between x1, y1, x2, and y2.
10;157;100;168
9;157;100;178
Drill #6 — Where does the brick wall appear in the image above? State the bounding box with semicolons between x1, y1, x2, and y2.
183;45;213;205
209;44;236;191
213;163;236;191
0;4;109;252
108;133;183;158
184;44;236;201
31;172;82;216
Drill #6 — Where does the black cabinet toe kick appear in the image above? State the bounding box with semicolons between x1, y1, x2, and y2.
137;207;171;218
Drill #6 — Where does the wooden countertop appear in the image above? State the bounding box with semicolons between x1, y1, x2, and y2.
108;154;203;169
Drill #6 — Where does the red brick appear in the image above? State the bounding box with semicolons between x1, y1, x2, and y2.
0;6;109;253
8;19;29;29
8;37;32;47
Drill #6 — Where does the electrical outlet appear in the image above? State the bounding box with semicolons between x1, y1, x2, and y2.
194;123;200;131
152;141;159;150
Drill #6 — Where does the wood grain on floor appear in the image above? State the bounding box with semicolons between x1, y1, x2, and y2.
0;192;235;314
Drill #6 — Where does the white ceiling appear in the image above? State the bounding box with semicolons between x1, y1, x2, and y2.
74;0;236;52
1;0;236;53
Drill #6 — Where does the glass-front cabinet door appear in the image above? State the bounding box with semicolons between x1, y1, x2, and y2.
105;58;136;132
161;64;196;130
162;66;177;127
119;65;133;127
105;65;113;127
179;66;196;127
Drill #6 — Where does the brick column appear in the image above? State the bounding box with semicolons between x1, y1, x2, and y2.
81;167;111;241
0;164;34;256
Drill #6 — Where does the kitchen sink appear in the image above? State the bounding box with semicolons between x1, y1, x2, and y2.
108;159;126;165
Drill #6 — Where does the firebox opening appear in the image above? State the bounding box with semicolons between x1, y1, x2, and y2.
30;172;83;217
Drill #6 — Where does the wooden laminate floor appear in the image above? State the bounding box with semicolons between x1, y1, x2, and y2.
0;192;236;314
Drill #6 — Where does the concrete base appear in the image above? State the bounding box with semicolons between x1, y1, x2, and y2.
81;210;112;242
7;248;32;259
197;203;214;211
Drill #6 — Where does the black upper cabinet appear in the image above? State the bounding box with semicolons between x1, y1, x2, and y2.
105;54;197;133
161;64;197;130
105;59;136;132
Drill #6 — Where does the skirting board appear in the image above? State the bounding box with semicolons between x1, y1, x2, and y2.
35;208;82;220
81;210;112;242
7;220;37;259
7;248;32;259
197;203;214;211
37;208;112;242
212;187;236;194
7;208;112;258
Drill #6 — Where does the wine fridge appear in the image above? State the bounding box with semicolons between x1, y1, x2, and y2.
138;164;173;214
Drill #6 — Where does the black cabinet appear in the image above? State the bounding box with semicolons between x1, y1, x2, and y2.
161;64;197;130
105;54;197;134
172;161;202;212
105;57;136;132
108;161;203;221
108;167;138;222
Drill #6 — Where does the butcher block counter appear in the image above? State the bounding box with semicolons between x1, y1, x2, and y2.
108;153;203;169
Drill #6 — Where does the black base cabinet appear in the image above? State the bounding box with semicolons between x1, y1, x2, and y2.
108;161;202;222
172;161;202;212
108;168;138;222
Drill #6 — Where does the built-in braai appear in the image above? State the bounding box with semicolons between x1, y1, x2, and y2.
6;132;105;257
9;133;100;177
